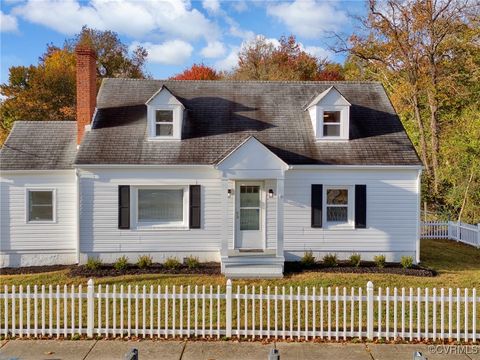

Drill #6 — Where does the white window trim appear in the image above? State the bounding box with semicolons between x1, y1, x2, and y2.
25;188;57;224
323;185;354;229
132;185;189;230
316;105;349;141
147;104;183;140
154;109;174;138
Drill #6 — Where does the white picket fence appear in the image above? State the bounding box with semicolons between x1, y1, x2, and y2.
1;280;479;342
421;221;480;248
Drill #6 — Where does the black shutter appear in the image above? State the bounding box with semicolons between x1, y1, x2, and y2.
311;184;323;228
355;184;367;229
189;185;201;229
118;185;130;229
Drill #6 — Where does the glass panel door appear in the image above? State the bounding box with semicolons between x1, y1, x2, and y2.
239;185;260;231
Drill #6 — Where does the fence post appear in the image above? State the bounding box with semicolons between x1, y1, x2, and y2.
457;221;461;242
87;279;94;338
225;279;232;338
367;281;374;340
477;224;480;248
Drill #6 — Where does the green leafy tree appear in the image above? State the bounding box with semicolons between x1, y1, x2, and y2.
0;26;149;143
232;35;344;81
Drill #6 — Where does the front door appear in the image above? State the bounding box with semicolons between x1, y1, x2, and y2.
235;181;264;249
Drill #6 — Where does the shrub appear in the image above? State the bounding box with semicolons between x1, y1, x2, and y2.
374;255;386;268
400;256;414;269
164;257;181;270
114;256;129;271
322;253;338;267
137;255;153;269
349;253;362;267
300;251;316;268
85;257;102;271
185;256;200;269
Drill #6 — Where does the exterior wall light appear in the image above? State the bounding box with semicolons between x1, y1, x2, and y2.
227;189;232;198
268;189;274;198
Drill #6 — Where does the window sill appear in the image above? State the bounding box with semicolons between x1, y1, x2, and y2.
315;138;349;142
26;220;56;224
147;137;181;141
325;223;354;230
135;225;190;231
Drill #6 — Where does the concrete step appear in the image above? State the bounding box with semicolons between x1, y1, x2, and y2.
222;256;284;279
224;263;284;279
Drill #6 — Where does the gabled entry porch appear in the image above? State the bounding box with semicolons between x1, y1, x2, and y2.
215;136;288;278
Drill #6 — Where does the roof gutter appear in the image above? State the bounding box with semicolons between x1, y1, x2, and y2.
288;165;423;170
73;164;215;169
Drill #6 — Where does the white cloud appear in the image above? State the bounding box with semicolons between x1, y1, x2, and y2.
303;45;333;60
231;0;248;13
202;0;220;14
132;40;193;65
0;10;19;32
214;46;240;71
12;0;218;40
267;0;347;38
200;41;226;58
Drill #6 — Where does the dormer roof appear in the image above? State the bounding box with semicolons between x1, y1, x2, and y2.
145;85;185;108
305;86;351;110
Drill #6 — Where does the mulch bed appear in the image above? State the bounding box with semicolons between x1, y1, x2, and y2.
69;262;221;277
1;264;73;275
284;262;437;277
1;262;436;278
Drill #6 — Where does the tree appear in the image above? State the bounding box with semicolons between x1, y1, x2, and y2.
342;0;474;194
341;0;479;222
0;27;149;143
171;64;221;80
232;35;344;81
66;26;148;79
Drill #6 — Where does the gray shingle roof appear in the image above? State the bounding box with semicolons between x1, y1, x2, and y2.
75;79;421;166
0;121;77;170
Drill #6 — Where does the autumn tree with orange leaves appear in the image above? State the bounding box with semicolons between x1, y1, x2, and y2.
171;64;222;80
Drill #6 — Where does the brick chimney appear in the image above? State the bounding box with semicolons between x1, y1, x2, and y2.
75;45;97;145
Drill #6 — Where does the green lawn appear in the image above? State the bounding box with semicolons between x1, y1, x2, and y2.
2;239;479;289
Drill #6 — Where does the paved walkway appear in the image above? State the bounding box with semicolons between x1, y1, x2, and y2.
1;340;479;360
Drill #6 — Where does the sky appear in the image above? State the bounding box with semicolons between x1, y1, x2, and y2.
0;0;366;83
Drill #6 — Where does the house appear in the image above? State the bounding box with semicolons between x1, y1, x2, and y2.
0;47;422;278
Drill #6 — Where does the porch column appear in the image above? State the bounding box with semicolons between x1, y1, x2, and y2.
221;177;229;257
276;178;284;258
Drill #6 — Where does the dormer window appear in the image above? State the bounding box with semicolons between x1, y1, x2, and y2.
306;86;350;141
146;85;185;140
323;111;341;137
155;110;174;136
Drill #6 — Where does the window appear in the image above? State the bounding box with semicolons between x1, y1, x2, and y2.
136;187;188;228
27;190;54;222
324;186;353;227
155;110;173;136
323;111;341;137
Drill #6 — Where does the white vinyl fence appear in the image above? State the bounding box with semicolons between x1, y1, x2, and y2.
421;221;480;248
1;280;479;342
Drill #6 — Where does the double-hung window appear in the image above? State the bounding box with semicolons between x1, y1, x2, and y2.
27;189;55;222
155;110;174;137
322;110;341;137
136;186;188;228
325;186;352;227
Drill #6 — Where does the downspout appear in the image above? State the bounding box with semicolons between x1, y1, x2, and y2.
416;169;422;264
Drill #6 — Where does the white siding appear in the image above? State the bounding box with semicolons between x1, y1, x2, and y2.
283;168;419;262
265;179;277;250
0;171;77;266
79;167;225;262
